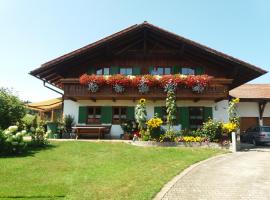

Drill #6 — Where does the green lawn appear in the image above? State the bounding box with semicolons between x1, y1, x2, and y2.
0;141;224;200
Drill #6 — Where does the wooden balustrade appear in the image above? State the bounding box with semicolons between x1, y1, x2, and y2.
61;78;232;101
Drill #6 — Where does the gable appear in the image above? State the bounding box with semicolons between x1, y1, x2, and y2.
30;22;267;89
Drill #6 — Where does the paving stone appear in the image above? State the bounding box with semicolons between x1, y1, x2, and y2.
161;149;270;200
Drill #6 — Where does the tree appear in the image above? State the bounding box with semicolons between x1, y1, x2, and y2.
0;88;26;129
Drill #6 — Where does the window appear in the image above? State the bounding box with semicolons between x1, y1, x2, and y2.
87;107;101;124
112;107;127;124
120;67;133;75
151;67;171;75
96;67;110;75
181;67;195;75
189;107;204;130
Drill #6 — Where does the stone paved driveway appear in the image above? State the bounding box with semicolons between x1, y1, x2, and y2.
161;146;270;200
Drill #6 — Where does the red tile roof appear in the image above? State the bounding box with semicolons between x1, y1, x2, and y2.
230;84;270;99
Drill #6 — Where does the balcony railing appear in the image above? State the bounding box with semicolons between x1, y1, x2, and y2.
61;78;232;101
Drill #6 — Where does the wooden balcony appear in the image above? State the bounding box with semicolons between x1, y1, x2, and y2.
61;78;232;101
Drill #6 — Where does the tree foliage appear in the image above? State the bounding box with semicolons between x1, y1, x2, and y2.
0;88;26;129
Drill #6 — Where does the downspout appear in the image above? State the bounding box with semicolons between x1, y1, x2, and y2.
43;81;64;119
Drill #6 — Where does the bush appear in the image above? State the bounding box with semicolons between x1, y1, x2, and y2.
1;126;27;154
63;115;75;133
0;88;26;130
30;121;48;146
201;119;223;142
22;114;38;132
160;129;176;142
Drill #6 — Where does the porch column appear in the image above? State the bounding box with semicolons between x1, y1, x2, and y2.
258;101;266;126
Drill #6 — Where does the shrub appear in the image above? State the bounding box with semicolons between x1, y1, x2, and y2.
145;115;164;141
201;119;223;142
30;121;49;146
1;126;27;154
63;115;75;133
0;88;26;130
22;114;37;132
160;129;176;142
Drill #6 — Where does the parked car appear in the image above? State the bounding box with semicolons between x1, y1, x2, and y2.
241;126;270;146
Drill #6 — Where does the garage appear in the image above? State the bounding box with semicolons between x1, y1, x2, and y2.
240;117;259;133
263;117;270;126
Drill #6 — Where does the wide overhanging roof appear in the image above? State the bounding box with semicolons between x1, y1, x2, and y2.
230;84;270;101
30;22;267;89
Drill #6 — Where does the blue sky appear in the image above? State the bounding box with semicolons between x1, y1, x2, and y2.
0;0;269;102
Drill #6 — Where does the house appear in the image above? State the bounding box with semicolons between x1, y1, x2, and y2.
29;22;267;138
230;84;270;132
26;98;63;121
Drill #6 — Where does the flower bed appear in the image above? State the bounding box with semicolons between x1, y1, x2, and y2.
79;74;212;94
131;140;231;149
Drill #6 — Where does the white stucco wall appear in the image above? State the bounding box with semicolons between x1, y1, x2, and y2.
237;102;270;118
63;99;229;138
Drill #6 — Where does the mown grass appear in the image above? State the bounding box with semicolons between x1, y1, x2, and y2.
0;141;224;200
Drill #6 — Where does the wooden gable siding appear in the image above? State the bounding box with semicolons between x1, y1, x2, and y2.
62;55;228;78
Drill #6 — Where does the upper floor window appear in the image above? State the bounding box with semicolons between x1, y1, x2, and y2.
120;67;133;75
87;107;101;124
112;107;127;124
151;67;171;75
181;67;195;75
96;67;110;75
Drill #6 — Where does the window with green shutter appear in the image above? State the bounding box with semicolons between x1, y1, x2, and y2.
154;107;163;118
78;106;88;124
126;107;135;120
195;67;204;75
149;66;154;74
101;106;112;124
110;66;119;75
172;66;181;74
179;107;189;129
203;107;213;122
132;67;141;75
88;67;95;74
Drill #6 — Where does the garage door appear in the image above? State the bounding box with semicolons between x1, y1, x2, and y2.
240;117;259;133
263;117;270;126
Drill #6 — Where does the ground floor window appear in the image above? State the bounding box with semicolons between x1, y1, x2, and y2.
189;107;204;130
112;107;127;124
87;107;101;124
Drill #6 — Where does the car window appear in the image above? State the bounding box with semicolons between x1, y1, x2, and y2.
261;127;270;132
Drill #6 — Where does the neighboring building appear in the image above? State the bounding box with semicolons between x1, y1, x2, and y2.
26;98;63;122
29;22;267;138
230;84;270;132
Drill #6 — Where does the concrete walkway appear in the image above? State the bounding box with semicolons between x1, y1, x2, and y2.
158;147;270;200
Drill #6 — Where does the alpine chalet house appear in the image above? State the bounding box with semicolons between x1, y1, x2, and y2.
30;22;267;138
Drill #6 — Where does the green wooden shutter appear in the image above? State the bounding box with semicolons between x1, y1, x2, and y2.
203;107;213;122
176;107;181;125
110;66;119;75
172;66;181;74
78;106;88;124
132;67;141;75
154;107;163;118
88;67;95;74
195;67;204;75
126;107;135;120
149;66;154;74
179;107;189;129
101;106;112;124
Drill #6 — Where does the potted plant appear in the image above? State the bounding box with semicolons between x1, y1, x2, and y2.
62;115;75;139
120;120;138;140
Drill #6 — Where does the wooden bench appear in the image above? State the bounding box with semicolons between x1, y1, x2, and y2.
72;125;111;139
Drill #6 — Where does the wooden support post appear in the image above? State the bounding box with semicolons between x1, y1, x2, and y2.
51;109;54;122
258;101;266;126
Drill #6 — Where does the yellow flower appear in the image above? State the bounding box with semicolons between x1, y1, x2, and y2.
222;122;237;133
232;98;240;104
139;98;146;104
146;117;163;129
